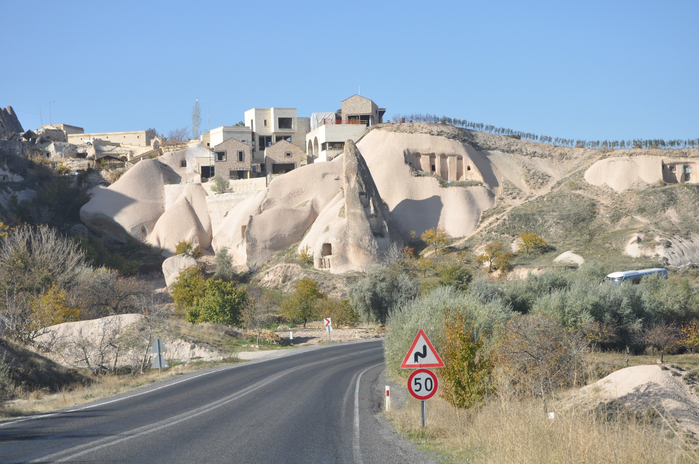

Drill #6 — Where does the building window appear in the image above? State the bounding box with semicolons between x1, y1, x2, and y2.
238;151;244;162
259;135;272;149
264;120;267;127
216;152;226;162
180;160;187;167
276;135;291;142
278;117;293;129
285;152;292;158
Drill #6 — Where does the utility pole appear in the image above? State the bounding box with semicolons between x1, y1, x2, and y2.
197;98;211;177
49;101;55;125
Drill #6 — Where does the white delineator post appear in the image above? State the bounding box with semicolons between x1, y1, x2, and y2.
385;386;391;411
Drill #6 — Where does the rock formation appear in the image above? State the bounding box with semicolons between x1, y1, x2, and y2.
0;106;23;138
211;160;344;267
298;140;403;273
80;159;182;243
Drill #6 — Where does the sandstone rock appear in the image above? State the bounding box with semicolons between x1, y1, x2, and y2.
584;156;663;191
299;140;404;273
553;251;585;266
212;160;343;267
80;159;180;242
148;184;212;257
162;254;199;288
356;129;495;237
0;106;23;138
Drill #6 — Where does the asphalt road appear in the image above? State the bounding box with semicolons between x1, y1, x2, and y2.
0;340;435;463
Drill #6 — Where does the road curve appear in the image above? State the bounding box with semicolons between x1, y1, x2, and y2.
0;340;434;463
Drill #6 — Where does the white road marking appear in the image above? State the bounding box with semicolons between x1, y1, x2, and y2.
27;346;382;463
0;339;380;428
353;362;384;464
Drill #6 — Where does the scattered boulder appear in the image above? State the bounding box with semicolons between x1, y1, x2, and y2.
553;251;585;266
162;254;199;288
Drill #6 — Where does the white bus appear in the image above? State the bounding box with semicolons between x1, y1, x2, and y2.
604;268;668;284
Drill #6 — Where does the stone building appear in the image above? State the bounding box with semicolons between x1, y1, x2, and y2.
212;138;254;179
243;108;309;161
265;139;305;174
306;95;384;162
340;95;385;126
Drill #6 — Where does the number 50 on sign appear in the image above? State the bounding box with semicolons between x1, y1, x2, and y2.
407;368;439;400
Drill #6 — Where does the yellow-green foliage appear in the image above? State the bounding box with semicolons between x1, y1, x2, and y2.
680;320;699;353
422;227;449;254
0;222;9;238
318;298;360;327
440;311;493;409
477;241;514;273
518;232;549;254
281;278;325;328
30;284;81;330
175;240;202;258
298;245;313;265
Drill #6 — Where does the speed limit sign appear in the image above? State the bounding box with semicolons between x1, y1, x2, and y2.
407;368;439;400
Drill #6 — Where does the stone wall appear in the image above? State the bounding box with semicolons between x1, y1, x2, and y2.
212;138;252;179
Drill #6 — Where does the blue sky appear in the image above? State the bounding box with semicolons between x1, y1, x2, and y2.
3;0;698;142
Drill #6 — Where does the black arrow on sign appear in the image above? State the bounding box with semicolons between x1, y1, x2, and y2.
414;345;427;363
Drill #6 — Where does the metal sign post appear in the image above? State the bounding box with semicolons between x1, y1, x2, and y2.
150;338;168;374
403;329;443;428
324;318;332;342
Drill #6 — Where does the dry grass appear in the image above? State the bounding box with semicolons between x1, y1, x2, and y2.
0;357;240;420
387;393;698;463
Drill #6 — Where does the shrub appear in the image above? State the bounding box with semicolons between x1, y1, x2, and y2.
175;240;202;258
211;175;228;194
679;320;699;353
214;247;237;281
170;265;206;313
298;245;313;265
280;278;325;328
438;263;472;291
422;227;449;254
0;353;13;407
385;286;511;377
440;310;493;409
190;279;247;326
0;225;85;343
318;298;361;327
495;314;588;411
349;266;418;324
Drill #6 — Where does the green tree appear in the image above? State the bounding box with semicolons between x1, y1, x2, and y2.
421;227;449;254
517;232;549;254
440;311;493;409
281;278;325;328
170;265;206;314
348;266;418;325
477;241;513;273
190;279;247;326
318;298;361;327
438;263;472;291
214;247;237;281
